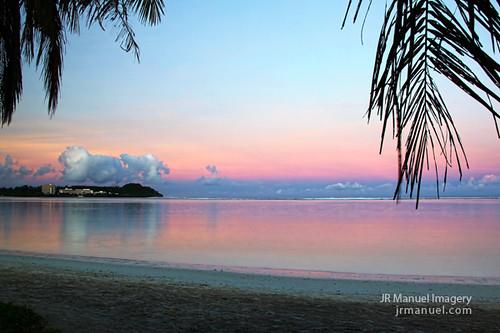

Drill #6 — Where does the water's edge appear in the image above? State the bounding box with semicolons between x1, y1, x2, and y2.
1;249;499;286
2;250;500;303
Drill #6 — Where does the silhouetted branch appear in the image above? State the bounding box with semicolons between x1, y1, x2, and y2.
344;0;499;207
0;0;166;125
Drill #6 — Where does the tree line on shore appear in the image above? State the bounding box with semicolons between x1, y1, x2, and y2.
0;183;163;197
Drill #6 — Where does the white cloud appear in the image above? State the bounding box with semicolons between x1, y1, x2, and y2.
464;174;500;190
59;147;122;183
480;174;499;185
120;153;170;183
376;183;393;188
325;182;365;191
58;146;169;184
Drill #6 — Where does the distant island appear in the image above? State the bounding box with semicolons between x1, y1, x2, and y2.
0;183;163;198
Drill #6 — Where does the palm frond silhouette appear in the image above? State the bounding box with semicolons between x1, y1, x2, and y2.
343;0;499;207
0;0;165;125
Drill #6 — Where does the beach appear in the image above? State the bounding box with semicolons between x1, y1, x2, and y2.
1;251;499;332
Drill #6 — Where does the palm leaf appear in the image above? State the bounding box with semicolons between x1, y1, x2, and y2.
344;0;499;207
0;0;166;126
0;0;22;125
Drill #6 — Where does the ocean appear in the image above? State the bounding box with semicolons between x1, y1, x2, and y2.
1;198;499;281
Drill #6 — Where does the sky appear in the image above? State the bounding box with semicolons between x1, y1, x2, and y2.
1;0;499;198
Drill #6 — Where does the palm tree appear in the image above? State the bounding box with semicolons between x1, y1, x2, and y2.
0;0;165;125
343;0;499;207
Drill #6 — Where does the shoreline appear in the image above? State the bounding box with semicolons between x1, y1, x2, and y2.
1;250;499;303
1;249;500;286
1;251;499;332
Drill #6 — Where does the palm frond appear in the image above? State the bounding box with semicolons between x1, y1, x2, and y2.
129;0;165;25
27;1;65;114
0;0;166;125
59;0;83;33
0;0;22;125
344;0;500;207
84;0;165;62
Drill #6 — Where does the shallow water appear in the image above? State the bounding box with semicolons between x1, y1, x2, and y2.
0;198;499;279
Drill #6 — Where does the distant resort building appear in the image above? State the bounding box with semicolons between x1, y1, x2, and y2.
58;188;113;196
41;184;56;195
59;188;94;196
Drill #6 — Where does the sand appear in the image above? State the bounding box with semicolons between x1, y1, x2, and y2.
0;251;499;332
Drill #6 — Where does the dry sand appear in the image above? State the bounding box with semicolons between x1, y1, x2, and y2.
0;251;499;332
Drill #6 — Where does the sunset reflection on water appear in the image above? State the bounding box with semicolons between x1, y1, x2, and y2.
1;198;499;278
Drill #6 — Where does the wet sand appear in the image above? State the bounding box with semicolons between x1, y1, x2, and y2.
0;252;499;332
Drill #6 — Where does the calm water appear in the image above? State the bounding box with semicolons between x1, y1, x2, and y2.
0;198;499;278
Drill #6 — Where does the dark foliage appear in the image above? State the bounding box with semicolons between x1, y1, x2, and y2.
68;182;163;196
343;0;499;207
0;185;42;196
0;302;60;333
0;0;165;125
0;183;162;197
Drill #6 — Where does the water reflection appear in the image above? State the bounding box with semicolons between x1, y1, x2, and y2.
206;202;219;230
0;199;63;251
58;199;169;256
0;198;499;277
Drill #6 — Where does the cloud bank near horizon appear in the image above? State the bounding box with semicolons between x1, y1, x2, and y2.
0;151;499;198
0;147;170;186
0;155;56;183
58;146;170;184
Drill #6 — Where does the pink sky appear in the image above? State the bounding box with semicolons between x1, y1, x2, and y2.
0;1;498;188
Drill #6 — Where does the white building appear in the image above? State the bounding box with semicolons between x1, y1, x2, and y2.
59;188;94;196
41;184;56;195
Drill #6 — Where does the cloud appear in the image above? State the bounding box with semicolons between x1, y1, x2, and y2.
18;166;33;176
206;165;218;176
59;146;123;183
325;182;365;191
0;155;35;185
120;153;170;183
465;174;500;190
58;146;169;184
198;164;223;185
479;174;499;185
376;183;394;189
0;155;15;180
33;164;56;177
